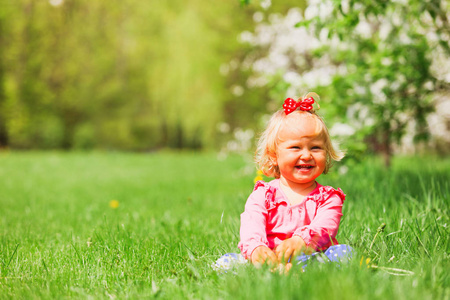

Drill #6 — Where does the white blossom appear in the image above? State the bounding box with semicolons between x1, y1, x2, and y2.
239;31;254;44
379;22;392;40
283;72;302;86
354;85;366;95
338;165;349;175
231;85;244;97
305;0;333;20
234;0;450;154
355;20;372;39
427;99;450;142
225;128;255;153
330;123;356;136
49;0;63;6
260;0;272;10
247;76;269;88
253;12;264;23
399;32;412;45
347;103;373;128
391;10;403;27
381;58;392;66
300;67;334;87
219;64;229;76
370;79;388;104
341;0;350;14
217;122;230;133
424;81;434;91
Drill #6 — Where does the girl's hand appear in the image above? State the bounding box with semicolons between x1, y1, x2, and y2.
275;236;306;264
251;246;278;267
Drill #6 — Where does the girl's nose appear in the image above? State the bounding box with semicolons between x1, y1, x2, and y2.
299;149;312;160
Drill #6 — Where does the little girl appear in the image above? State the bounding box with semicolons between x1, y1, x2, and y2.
214;93;352;272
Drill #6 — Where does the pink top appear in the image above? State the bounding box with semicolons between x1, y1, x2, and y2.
238;179;345;259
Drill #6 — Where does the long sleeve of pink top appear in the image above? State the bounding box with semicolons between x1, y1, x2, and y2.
238;179;345;259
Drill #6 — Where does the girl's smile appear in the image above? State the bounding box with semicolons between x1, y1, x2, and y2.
295;164;315;172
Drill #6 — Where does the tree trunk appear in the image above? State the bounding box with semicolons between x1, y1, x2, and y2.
382;129;392;168
0;7;9;147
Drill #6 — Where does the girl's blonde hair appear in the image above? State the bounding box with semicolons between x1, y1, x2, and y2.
255;94;344;178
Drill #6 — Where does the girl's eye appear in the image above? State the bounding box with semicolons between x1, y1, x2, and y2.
311;146;322;150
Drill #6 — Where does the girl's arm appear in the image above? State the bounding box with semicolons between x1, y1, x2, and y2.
293;189;344;251
238;187;271;260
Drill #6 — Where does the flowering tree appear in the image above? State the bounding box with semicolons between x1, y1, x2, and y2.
238;0;449;166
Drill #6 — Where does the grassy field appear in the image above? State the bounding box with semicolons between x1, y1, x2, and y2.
0;151;449;299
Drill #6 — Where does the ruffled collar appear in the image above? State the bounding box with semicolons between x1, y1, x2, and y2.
253;179;345;209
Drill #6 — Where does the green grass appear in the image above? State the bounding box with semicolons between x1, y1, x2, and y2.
0;151;449;299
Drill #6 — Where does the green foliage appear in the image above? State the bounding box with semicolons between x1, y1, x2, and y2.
233;0;449;166
0;152;449;298
1;0;253;150
306;0;449;165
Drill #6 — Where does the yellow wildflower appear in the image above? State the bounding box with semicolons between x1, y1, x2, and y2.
254;170;264;183
360;256;372;268
253;175;264;183
109;200;119;209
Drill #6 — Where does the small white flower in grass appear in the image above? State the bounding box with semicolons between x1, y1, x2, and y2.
152;281;160;294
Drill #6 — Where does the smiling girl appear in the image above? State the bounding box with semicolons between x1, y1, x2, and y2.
214;93;352;272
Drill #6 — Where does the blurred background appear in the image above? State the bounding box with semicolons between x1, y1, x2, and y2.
1;0;449;165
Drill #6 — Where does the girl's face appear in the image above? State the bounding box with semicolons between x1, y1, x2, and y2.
274;114;326;190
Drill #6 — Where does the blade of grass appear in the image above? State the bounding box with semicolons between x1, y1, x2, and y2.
7;244;19;268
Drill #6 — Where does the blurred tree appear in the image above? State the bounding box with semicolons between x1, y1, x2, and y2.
238;0;449;166
1;0;257;150
0;8;7;147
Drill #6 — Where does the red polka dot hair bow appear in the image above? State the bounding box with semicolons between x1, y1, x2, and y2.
283;96;316;115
